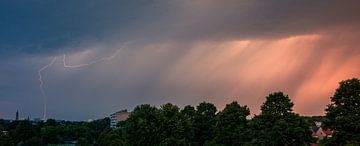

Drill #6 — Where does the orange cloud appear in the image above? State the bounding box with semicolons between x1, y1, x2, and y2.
160;34;359;115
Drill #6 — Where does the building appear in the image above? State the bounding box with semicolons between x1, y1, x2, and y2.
110;110;130;128
310;121;334;145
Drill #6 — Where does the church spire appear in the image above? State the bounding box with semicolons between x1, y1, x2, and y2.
15;110;19;121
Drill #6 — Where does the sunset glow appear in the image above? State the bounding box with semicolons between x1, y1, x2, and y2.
1;1;360;120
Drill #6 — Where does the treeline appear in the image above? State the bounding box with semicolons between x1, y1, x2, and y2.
1;78;359;146
121;92;314;146
0;118;110;145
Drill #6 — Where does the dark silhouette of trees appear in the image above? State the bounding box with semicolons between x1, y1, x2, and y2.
214;101;250;146
193;102;217;146
98;128;127;146
260;92;294;116
159;103;192;145
11;120;37;145
323;78;360;145
1;78;359;145
250;92;314;146
125;104;162;146
0;118;110;146
180;105;196;144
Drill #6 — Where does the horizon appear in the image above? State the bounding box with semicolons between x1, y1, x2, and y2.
1;0;360;121
2;99;329;122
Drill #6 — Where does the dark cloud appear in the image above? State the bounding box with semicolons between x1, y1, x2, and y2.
1;0;360;120
1;0;360;56
0;0;177;56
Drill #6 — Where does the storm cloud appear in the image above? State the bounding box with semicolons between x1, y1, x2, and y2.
0;0;360;120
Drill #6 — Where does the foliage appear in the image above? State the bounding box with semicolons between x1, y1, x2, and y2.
41;125;61;144
159;103;192;145
193;102;217;146
98;128;128;146
0;132;13;146
323;78;360;145
1;78;359;145
260;92;294;116
0;118;109;145
125;104;163;145
214;101;250;146
250;92;314;146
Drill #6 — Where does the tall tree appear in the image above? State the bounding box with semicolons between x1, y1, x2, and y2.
159;103;191;145
214;101;250;145
260;92;294;116
250;92;313;146
193;102;217;146
180;105;196;143
324;78;360;145
125;104;162;146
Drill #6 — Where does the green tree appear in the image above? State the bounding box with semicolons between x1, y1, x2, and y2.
85;117;110;140
159;103;191;145
45;119;57;127
250;92;313;146
41;125;61;144
260;92;294;116
193;102;217;146
76;137;92;146
180;105;196;143
181;105;196;118
323;78;360;145
214;101;250;145
23;136;42;146
0;120;13;145
0;132;13;146
11;120;36;145
98;128;127;146
125;104;162;146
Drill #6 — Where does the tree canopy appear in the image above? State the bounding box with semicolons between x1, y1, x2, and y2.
251;92;314;146
260;92;294;116
214;101;250;146
2;78;359;145
324;78;360;145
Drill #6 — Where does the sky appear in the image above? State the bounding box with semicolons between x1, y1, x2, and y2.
1;0;360;120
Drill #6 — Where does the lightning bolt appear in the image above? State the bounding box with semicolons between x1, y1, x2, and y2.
38;57;57;120
38;44;127;120
62;46;124;69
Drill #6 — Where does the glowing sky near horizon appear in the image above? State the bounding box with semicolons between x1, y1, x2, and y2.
0;0;360;120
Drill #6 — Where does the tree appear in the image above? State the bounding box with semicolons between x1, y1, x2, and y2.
214;101;250;145
181;105;196;118
323;78;360;145
23;136;42;146
260;92;294;116
41;125;61;144
0;120;13;146
180;105;196;143
45;119;57;127
85;117;110;139
11;120;36;145
159;103;191;145
77;137;92;146
98;128;127;146
125;104;162;146
193;102;217;146
0;132;13;146
250;92;313;146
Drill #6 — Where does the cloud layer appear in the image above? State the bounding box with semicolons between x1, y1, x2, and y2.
1;0;360;120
